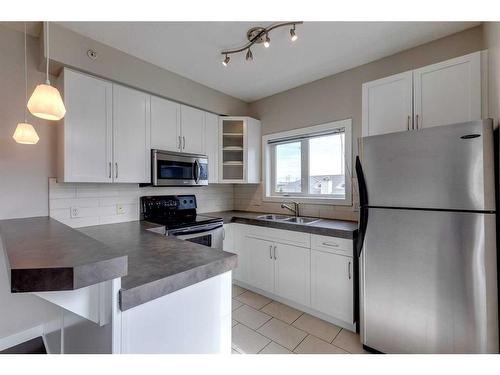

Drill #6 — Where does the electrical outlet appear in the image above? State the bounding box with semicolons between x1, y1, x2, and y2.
116;204;125;215
71;207;80;218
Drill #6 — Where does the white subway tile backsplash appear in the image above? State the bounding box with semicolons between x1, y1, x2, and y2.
50;197;99;209
49;178;233;228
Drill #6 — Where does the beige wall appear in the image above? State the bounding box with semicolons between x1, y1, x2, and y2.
0;25;60;341
235;25;484;220
45;23;248;116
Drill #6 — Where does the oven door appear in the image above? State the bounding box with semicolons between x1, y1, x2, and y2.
168;222;224;249
152;150;208;186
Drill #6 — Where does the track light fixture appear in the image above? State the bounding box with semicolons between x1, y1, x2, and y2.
246;48;253;61
221;22;302;66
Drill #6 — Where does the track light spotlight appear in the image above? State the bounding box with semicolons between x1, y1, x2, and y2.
290;25;298;41
222;54;230;66
246;48;253;61
263;34;270;48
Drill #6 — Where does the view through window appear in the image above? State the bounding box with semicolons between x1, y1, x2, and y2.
267;120;350;202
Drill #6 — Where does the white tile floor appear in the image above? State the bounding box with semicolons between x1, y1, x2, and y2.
231;284;368;354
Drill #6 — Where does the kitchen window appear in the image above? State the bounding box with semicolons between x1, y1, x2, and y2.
263;119;352;205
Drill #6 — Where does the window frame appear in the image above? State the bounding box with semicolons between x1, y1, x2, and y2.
262;119;352;206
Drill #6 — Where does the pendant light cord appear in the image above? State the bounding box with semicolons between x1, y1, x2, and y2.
24;22;28;123
45;21;50;85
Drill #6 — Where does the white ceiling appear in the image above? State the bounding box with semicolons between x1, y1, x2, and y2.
58;22;479;102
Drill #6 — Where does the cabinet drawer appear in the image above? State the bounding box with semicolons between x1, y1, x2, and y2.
244;225;310;248
311;234;353;257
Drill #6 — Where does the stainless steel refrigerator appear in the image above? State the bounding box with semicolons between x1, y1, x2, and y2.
355;119;498;354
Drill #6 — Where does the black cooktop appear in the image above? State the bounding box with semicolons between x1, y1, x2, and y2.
140;195;222;230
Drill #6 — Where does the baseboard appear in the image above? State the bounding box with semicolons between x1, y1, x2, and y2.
233;280;357;332
0;324;45;351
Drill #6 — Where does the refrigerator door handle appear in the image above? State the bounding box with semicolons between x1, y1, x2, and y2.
355;155;369;257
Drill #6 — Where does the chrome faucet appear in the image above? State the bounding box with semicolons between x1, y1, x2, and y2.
281;201;300;217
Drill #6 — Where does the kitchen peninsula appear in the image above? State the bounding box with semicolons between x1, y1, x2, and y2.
0;217;236;354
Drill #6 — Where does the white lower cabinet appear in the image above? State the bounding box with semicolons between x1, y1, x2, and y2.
223;224;247;283
244;235;310;305
223;223;354;328
274;243;310;306
246;236;275;294
311;250;353;323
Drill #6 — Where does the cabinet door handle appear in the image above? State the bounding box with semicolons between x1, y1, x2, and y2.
415;114;419;130
183;136;186;150
109;162;112;179
322;242;339;248
178;136;182;150
269;245;273;259
348;261;352;280
115;162;118;179
273;245;277;260
407;115;410;131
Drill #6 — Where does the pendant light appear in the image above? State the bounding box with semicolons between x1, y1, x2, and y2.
13;23;40;145
27;21;66;121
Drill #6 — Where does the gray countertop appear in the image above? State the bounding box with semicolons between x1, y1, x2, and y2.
0;217;237;311
78;221;237;311
203;211;358;239
0;217;127;292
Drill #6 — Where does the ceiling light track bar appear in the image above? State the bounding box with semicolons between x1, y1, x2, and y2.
221;21;303;56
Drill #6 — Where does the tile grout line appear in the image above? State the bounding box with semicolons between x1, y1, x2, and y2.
258;299;274;311
289;312;305;326
330;328;343;344
291;333;309;353
257;341;273;354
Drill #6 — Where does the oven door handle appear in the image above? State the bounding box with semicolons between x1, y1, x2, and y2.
168;222;223;236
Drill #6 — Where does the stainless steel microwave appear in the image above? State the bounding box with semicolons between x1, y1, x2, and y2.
151;149;208;186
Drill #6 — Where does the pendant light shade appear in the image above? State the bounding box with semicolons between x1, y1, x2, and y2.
13;123;40;144
27;21;66;121
27;83;66;120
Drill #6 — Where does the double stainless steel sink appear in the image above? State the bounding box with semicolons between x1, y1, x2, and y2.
256;214;319;225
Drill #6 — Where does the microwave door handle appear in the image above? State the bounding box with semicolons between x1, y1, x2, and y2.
194;159;200;184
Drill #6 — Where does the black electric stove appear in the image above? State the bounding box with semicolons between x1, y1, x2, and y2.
140;195;223;230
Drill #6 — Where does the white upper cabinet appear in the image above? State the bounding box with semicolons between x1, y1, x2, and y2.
112;84;151;183
150;96;181;152
413;51;482;129
362;51;486;136
180;105;205;154
219;116;261;184
58;69;113;183
362;71;413;136
204;112;220;183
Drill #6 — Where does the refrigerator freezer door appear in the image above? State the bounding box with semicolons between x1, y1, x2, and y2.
360;208;498;353
359;119;495;211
